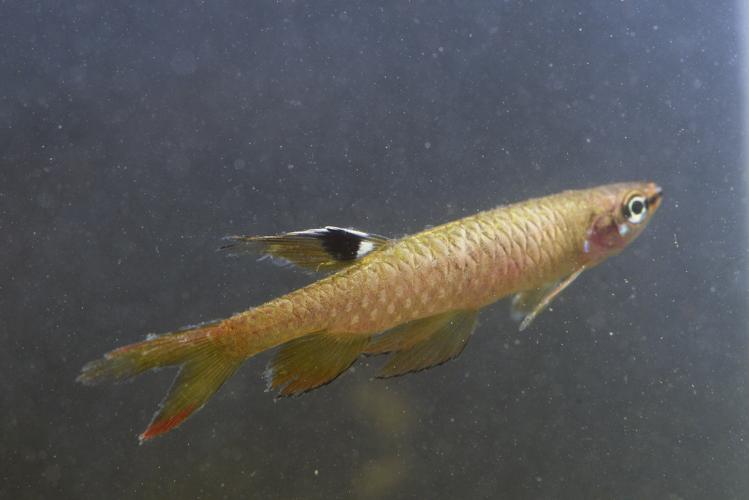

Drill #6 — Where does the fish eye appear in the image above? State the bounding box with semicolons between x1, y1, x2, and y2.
622;194;648;224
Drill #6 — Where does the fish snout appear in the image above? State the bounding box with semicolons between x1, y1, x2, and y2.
646;183;663;211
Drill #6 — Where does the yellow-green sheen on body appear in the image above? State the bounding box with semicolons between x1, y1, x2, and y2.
229;186;610;353
78;181;662;441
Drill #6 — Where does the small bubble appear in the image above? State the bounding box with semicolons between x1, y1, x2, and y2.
424;141;432;149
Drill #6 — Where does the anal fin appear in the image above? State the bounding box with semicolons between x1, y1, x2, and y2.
267;332;369;397
367;310;479;378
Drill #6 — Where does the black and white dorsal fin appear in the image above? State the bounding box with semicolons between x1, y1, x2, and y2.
221;226;390;272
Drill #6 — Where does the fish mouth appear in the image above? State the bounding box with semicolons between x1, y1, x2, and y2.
647;184;663;211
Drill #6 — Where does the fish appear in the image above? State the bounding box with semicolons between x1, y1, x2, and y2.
78;181;663;442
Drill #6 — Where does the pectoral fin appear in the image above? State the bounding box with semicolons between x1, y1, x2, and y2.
513;266;586;331
221;226;390;272
511;282;559;321
367;310;479;378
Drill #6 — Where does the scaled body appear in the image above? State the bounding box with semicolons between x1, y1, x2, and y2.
79;182;662;441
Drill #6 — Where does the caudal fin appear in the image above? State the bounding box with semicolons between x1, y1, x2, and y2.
78;323;242;443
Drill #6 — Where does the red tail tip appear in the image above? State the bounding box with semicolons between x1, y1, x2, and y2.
138;405;196;444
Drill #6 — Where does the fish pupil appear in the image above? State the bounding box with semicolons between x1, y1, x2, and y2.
631;199;644;215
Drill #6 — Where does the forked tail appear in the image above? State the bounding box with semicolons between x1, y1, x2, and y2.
78;322;243;443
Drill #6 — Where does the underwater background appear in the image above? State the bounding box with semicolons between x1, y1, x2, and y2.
2;1;747;498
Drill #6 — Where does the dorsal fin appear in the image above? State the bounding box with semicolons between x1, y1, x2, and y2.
221;226;390;272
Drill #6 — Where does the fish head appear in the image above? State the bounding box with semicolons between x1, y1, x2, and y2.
581;181;663;263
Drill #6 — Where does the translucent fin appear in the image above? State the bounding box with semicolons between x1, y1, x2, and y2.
266;332;369;397
139;346;241;443
77;322;220;385
77;322;242;443
221;226;390;272
367;310;478;378
366;311;463;355
511;282;559;321
515;266;586;331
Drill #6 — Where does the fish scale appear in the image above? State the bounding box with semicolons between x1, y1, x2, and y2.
296;205;561;334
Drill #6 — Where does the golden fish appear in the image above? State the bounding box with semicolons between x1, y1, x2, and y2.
78;181;663;441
